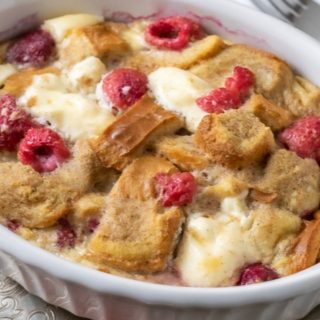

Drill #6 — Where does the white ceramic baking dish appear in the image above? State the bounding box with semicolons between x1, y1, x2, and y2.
1;0;320;319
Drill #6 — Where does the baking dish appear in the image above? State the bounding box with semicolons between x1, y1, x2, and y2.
1;0;320;319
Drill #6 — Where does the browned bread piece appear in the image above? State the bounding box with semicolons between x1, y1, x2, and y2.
248;205;301;260
194;109;275;168
1;66;60;97
73;193;106;220
256;149;320;215
60;23;129;66
88;156;184;273
0;140;97;228
280;212;320;275
284;76;320;117
153;135;210;171
92;95;182;171
121;35;225;74
244;94;293;131
190;44;294;106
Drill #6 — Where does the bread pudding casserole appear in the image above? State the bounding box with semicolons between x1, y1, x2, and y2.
1;13;320;288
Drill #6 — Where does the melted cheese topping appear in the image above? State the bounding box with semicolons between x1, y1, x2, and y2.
68;56;106;93
19;73;115;140
148;67;211;132
43;14;103;43
176;192;260;287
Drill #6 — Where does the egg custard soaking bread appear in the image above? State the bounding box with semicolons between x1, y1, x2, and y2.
0;13;320;288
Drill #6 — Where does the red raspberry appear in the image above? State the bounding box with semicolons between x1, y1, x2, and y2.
102;68;148;114
279;116;320;162
0;94;37;151
5;220;20;232
18;127;70;173
56;218;76;249
86;218;100;233
237;263;279;286
155;172;197;207
6;29;55;67
145;16;204;50
196;66;254;114
225;66;254;99
196;87;241;114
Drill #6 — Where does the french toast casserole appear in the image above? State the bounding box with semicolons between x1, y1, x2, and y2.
1;13;320;287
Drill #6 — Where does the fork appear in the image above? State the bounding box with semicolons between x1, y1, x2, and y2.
252;0;310;23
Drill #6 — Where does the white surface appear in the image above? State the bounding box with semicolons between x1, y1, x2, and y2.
1;0;320;320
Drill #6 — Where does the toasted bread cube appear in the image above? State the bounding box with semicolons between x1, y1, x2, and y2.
1;66;59;97
0;64;16;86
154;135;209;171
190;44;294;106
194;109;275;168
60;23;129;66
0;140;96;228
276;213;320;275
121;35;225;74
249;205;301;260
285;76;320;117
257;150;320;215
88;156;184;273
92;96;182;171
245;94;293;131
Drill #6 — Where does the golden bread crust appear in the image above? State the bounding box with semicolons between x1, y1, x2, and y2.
244;94;293;131
121;35;225;74
194;109;275;168
88;156;184;273
283;213;320;274
190;44;294;105
0;140;96;228
60;23;129;66
153;135;210;171
256;149;320;215
92;95;182;170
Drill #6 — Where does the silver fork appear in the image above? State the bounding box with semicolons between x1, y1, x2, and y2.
252;0;310;23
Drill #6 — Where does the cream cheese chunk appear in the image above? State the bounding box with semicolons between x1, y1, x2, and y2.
148;67;211;132
0;64;16;86
68;56;106;93
43;14;103;43
175;193;261;287
19;73;115;140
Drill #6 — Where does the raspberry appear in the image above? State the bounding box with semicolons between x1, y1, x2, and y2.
6;29;55;67
5;220;20;232
155;172;197;207
18;127;70;173
56;218;76;249
0;94;37;151
225;66;254;97
145;16;204;50
196;87;241;114
101;68;148;114
196;66;254;114
237;263;279;286
86;218;100;233
279;116;320;162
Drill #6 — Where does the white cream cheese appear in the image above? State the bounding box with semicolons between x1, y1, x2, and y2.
176;193;260;287
19;73;115;140
68;56;106;93
148;67;211;132
43;14;103;43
